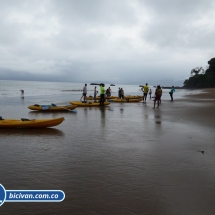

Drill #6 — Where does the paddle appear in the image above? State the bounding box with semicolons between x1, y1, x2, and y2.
52;104;77;112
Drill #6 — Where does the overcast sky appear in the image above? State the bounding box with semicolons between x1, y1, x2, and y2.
0;0;214;86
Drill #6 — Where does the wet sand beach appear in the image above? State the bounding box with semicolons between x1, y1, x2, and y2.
175;88;215;127
0;88;215;215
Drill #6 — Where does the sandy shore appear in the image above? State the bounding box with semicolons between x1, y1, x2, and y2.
166;88;215;128
185;88;215;99
0;88;215;215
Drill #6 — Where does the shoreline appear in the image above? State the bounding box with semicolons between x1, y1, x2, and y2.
184;88;215;99
162;88;215;128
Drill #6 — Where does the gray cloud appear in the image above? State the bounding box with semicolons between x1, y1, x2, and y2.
0;0;214;86
142;0;215;49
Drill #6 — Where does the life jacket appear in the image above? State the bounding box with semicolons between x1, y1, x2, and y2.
143;86;149;93
156;89;162;95
100;86;105;94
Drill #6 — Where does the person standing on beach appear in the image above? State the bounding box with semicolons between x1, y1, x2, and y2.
106;87;111;98
100;83;105;106
118;87;121;98
142;83;149;103
94;86;98;101
80;84;87;102
159;86;162;104
120;88;124;99
20;90;24;99
149;88;152;99
153;85;162;109
169;86;175;101
108;87;111;96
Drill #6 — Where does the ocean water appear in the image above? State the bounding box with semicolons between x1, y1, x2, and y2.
1;80;214;214
0;80;192;106
0;80;143;98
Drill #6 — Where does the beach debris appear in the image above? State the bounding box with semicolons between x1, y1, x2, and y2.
198;150;204;154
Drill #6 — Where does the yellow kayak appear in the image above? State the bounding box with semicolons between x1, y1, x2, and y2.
124;95;142;99
85;96;100;100
28;104;77;111
86;95;142;100
70;101;110;107
108;98;142;102
0;117;64;128
86;96;118;100
106;96;118;99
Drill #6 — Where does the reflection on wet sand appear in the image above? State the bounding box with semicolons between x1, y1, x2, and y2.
28;110;77;114
100;106;106;127
0;128;64;137
28;111;75;118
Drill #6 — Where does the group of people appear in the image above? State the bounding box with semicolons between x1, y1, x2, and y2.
142;84;162;109
106;87;111;97
141;83;175;108
80;83;175;108
80;83;109;106
118;88;124;99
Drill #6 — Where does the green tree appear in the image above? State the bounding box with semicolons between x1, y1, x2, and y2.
190;67;204;76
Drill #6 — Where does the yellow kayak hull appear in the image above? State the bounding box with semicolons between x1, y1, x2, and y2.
70;101;110;107
86;95;142;100
0;117;64;128
86;96;118;100
28;104;77;111
85;96;100;100
124;95;142;99
108;98;142;102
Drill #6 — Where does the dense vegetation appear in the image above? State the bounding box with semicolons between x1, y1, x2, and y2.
183;58;215;88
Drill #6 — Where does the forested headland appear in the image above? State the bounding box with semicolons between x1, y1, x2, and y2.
183;58;215;88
